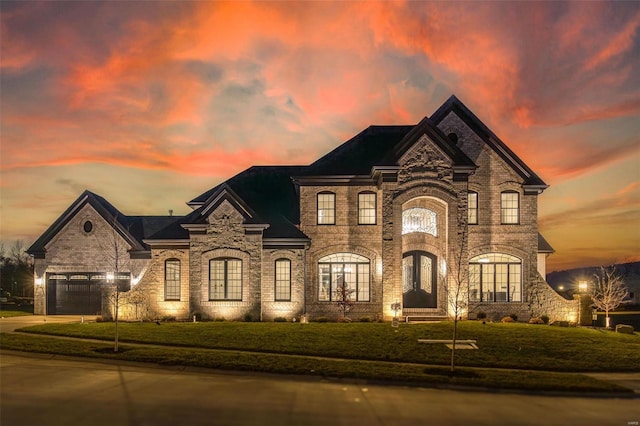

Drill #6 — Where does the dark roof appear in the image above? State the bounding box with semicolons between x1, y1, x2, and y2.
31;96;548;246
306;125;413;175
155;166;309;240
431;95;548;188
537;233;555;253
27;190;179;256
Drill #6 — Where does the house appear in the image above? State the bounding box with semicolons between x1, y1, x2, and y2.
28;95;577;322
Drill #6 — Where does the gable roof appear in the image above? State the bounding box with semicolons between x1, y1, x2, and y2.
431;95;548;189
304;118;475;177
154;166;309;240
27;190;179;257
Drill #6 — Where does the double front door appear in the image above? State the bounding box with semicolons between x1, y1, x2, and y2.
402;251;437;308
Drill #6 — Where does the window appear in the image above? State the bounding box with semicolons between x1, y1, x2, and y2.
402;208;437;236
318;253;370;302
165;259;181;300
209;258;242;300
468;192;478;225
317;192;335;224
501;191;519;224
274;259;291;301
358;192;376;225
469;253;521;302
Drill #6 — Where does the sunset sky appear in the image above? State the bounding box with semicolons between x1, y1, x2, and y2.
1;1;638;272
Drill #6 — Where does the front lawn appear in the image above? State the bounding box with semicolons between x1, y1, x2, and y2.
0;332;629;394
16;321;640;372
0;304;33;317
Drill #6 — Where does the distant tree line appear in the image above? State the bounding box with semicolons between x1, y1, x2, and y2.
0;241;34;298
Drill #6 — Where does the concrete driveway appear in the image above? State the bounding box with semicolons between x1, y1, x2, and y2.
0;315;97;333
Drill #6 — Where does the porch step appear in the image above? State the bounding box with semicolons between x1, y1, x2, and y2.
404;315;448;324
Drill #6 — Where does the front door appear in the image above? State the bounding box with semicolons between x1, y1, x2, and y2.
402;251;437;308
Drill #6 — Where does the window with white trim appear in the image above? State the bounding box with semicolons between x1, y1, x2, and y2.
209;258;242;300
317;192;335;224
501;191;519;224
358;192;376;225
274;259;291;301
468;191;478;225
165;259;181;301
469;253;521;302
318;253;370;302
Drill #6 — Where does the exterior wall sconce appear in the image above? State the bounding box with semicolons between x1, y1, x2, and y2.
106;272;115;284
35;277;43;286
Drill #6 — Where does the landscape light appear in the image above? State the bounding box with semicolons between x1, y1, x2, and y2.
578;281;588;292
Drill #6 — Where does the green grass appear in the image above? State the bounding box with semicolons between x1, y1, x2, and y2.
15;321;640;372
0;332;629;394
0;305;33;317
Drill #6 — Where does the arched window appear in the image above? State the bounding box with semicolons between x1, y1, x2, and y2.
274;259;291;301
501;191;519;224
358;192;376;225
318;253;370;302
469;253;521;302
317;192;335;225
402;208;437;236
165;259;181;301
209;258;242;300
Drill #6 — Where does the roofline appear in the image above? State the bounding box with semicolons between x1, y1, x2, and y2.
292;175;375;185
431;95;547;188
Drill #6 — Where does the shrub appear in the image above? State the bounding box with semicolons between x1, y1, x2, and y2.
95;316;106;323
273;316;287;322
541;315;550;324
501;316;514;323
243;313;253;322
161;315;176;322
337;317;352;323
509;313;518;322
476;311;487;320
359;316;372;322
528;317;544;324
315;317;329;323
214;316;226;322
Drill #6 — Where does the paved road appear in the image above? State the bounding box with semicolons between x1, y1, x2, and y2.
1;352;639;426
0;315;97;332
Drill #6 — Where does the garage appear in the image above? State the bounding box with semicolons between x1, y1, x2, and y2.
46;273;130;315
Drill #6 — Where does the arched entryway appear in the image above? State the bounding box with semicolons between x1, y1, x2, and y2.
402;251;437;308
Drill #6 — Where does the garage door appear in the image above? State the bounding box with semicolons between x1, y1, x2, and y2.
46;273;130;315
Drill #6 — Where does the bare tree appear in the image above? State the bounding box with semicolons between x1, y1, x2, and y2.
589;266;629;328
95;215;131;352
334;279;355;320
444;197;470;373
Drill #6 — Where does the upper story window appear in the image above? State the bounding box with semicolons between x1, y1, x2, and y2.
318;253;370;302
358;192;376;225
402;208;437;236
468;192;478;225
209;258;242;301
274;259;291;301
164;259;181;301
500;191;520;224
317;192;335;225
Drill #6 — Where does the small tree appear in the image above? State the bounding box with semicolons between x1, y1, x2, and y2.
95;215;132;352
589;266;629;328
444;192;470;373
334;279;355;319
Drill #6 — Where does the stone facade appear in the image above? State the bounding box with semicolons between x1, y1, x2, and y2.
30;96;577;323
